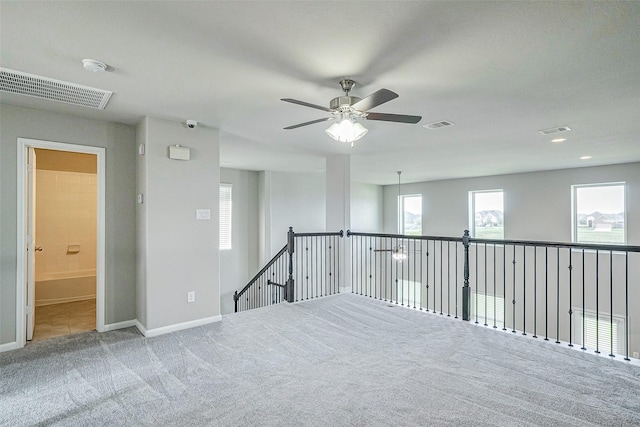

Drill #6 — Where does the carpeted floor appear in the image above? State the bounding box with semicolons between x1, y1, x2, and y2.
1;293;639;426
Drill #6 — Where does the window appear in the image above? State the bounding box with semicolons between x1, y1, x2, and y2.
472;293;505;326
575;309;624;354
398;195;422;235
572;183;625;244
470;190;504;239
219;183;232;250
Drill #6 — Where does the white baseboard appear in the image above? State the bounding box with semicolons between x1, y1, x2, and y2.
103;320;138;332
0;341;22;353
135;315;222;338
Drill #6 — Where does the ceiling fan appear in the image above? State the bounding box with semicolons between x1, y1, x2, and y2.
281;79;422;146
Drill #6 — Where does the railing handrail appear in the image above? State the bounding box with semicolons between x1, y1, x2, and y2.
294;230;344;238
468;237;640;253
346;230;462;242
235;244;287;299
347;230;640;253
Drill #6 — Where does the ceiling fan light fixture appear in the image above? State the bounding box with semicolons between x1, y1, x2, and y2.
392;246;408;262
325;116;368;144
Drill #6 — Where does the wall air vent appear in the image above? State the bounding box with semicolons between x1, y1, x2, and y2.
0;68;112;109
539;126;571;135
423;120;454;130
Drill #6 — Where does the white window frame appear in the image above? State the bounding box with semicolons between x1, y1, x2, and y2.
219;183;232;250
469;189;504;239
398;194;422;235
571;182;626;245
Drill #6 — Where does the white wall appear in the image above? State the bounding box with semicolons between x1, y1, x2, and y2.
0;105;136;345
219;168;259;315
137;117;220;331
351;182;383;232
261;171;326;259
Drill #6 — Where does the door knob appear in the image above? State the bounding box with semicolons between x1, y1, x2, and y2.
35;246;43;252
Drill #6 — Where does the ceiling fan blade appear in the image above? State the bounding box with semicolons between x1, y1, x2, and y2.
351;89;398;112
281;98;331;112
284;117;334;130
365;112;422;124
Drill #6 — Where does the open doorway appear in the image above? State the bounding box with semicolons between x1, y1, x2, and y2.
31;148;98;340
16;138;106;348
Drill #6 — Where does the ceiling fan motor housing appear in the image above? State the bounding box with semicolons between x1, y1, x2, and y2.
330;96;362;112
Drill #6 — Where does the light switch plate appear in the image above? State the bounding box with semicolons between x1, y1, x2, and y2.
196;209;211;220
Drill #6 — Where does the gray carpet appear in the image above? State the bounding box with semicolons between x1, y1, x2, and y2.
1;293;639;426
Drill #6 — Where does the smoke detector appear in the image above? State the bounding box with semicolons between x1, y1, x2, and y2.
82;59;108;73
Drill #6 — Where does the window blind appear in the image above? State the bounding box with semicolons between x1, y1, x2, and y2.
219;184;232;250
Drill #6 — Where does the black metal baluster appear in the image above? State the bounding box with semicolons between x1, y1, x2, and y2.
433;240;437;313
568;249;573;347
512;245;516;333
440;240;443;314
420;240;424;310
609;249;614;357
455;242;458;318
401;237;405;305
581;249;586;350
624;251;630;361
556;248;560;344
414;239;418;308
533;247;537;337
426;240;430;310
484;242;488;326
522;245;527;336
493;244;497;329
503;243;507;331
595;250;600;354
544;247;549;341
475;244;479;323
447;241;451;316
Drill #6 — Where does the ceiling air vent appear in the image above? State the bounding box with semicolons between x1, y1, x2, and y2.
0;68;112;109
423;120;454;130
539;126;571;135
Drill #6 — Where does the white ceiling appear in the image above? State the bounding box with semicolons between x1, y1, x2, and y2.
1;1;639;185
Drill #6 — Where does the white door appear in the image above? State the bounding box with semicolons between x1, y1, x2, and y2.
26;147;37;341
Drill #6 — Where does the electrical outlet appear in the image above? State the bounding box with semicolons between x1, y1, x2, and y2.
187;291;196;303
633;351;639;359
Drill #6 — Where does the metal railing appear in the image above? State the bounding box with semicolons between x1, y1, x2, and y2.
348;230;640;361
234;227;343;312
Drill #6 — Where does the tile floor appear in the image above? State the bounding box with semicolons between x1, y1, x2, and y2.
32;299;96;341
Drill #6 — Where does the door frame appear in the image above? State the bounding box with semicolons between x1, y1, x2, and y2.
16;138;106;347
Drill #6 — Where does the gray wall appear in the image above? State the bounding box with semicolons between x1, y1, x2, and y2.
220;168;259;315
262;171;326;258
0;105;136;345
383;163;640;243
137;117;220;330
351;182;383;232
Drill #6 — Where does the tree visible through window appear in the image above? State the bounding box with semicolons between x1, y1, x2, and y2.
470;190;504;239
399;195;422;235
573;183;625;244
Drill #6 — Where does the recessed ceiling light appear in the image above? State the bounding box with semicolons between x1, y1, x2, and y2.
82;59;108;73
551;138;566;143
580;155;592;160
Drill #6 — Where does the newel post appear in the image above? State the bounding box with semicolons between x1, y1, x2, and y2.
462;230;471;321
286;227;295;303
233;291;239;313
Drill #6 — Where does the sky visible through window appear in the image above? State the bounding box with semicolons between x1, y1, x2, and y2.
575;185;624;214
